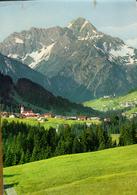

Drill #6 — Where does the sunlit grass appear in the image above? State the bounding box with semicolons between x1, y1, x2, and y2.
4;144;137;195
84;91;137;113
2;117;101;129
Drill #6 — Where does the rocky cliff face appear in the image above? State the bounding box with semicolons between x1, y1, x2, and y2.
0;17;137;102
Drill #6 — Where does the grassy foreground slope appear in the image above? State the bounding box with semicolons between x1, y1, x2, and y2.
84;90;137;113
4;145;137;195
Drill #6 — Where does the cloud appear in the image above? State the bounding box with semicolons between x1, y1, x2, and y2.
126;38;137;49
99;22;137;48
100;22;137;40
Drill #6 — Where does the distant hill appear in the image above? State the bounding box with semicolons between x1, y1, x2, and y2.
0;73;13;109
0;72;96;115
4;144;137;195
84;91;137;117
1;17;137;102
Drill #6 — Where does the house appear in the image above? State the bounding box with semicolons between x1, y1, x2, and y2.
1;112;9;118
20;105;39;118
55;115;64;119
104;118;111;123
89;117;101;121
120;102;134;108
78;116;87;121
66;116;77;120
42;113;54;118
103;95;111;99
9;114;16;118
21;110;38;118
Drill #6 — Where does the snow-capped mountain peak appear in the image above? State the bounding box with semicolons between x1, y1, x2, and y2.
0;17;137;102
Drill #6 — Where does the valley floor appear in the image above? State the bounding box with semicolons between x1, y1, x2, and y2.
3;117;101;129
4;144;137;195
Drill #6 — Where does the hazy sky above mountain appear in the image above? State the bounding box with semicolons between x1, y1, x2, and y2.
0;0;137;47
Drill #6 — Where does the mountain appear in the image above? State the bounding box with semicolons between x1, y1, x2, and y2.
1;17;137;102
0;53;52;91
0;73;13;108
0;71;96;115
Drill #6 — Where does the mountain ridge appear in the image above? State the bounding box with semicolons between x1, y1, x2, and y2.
1;17;137;102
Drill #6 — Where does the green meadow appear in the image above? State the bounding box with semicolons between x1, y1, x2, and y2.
83;90;137;113
4;144;137;195
2;117;101;129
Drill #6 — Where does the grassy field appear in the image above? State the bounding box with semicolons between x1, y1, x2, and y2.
4;144;137;195
2;117;101;129
83;91;137;114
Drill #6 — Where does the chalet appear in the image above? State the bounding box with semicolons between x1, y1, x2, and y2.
1;112;9;118
42;113;54;118
78;116;87;121
89;117;101;121
55;115;65;119
104;118;111;123
103;94;115;99
120;102;134;108
103;95;111;99
9;114;16;118
66;116;77;120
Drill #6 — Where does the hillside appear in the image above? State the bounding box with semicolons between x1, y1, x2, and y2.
0;53;52;91
4;144;137;195
84;91;137;117
0;72;96;115
1;17;137;102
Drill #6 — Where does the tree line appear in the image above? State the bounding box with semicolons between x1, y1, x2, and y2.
2;116;137;167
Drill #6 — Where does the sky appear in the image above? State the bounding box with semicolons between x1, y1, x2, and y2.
0;0;137;48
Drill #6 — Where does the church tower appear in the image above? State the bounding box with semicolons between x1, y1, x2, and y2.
20;105;24;114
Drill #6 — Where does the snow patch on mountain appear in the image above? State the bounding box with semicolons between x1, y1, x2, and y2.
110;44;134;58
80;20;89;32
110;44;137;65
67;22;73;28
94;44;105;54
108;55;114;62
78;32;103;41
27;42;55;68
15;37;24;44
103;42;108;52
8;54;18;59
127;56;135;65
